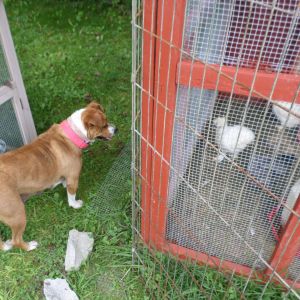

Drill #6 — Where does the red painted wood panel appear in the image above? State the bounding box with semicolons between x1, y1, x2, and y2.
177;61;300;103
141;0;157;243
149;0;186;249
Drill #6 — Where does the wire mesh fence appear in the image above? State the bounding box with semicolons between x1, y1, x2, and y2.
0;98;24;150
132;0;300;298
89;141;132;216
0;42;10;86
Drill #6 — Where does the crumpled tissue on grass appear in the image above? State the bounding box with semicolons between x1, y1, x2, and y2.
43;278;79;300
64;229;94;272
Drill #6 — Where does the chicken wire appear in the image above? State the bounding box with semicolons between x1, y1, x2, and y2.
0;41;10;85
89;141;131;216
132;0;300;298
0;99;24;151
184;0;300;71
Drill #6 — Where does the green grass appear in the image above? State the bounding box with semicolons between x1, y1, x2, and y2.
0;1;145;299
0;1;298;299
138;249;294;300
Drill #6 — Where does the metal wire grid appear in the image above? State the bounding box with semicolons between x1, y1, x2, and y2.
131;0;143;270
183;0;234;64
0;40;10;86
132;0;300;298
289;257;300;285
167;88;300;268
0;99;24;150
89;141;131;216
184;0;300;71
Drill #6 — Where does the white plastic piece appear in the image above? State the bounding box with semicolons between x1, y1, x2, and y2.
43;278;79;300
64;229;94;272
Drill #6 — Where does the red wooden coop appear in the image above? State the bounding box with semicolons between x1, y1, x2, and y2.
138;0;300;290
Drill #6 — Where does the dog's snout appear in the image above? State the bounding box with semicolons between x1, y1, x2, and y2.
114;127;119;134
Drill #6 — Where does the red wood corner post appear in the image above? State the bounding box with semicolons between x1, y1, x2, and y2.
148;0;186;250
141;0;157;243
266;195;300;285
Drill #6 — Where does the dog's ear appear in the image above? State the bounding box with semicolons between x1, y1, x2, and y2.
87;101;104;112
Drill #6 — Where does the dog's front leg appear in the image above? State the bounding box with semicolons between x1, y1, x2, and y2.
66;177;83;209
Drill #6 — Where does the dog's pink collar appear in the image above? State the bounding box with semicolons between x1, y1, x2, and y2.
60;120;89;149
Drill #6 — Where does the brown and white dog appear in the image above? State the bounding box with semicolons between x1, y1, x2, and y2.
0;102;116;251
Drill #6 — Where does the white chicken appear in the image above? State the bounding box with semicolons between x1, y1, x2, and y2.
281;178;300;227
272;100;300;129
213;117;256;162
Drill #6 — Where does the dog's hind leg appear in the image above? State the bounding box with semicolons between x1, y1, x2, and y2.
0;185;14;251
6;203;38;251
0;190;38;251
10;216;38;251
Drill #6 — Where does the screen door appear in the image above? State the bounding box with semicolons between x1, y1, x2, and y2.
0;0;36;152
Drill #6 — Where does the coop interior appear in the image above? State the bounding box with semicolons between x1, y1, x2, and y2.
167;92;300;278
152;0;300;287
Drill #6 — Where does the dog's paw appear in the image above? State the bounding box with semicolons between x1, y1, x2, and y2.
3;240;13;251
27;241;39;251
70;200;83;209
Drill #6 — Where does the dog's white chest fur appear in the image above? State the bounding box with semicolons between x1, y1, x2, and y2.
67;109;89;141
